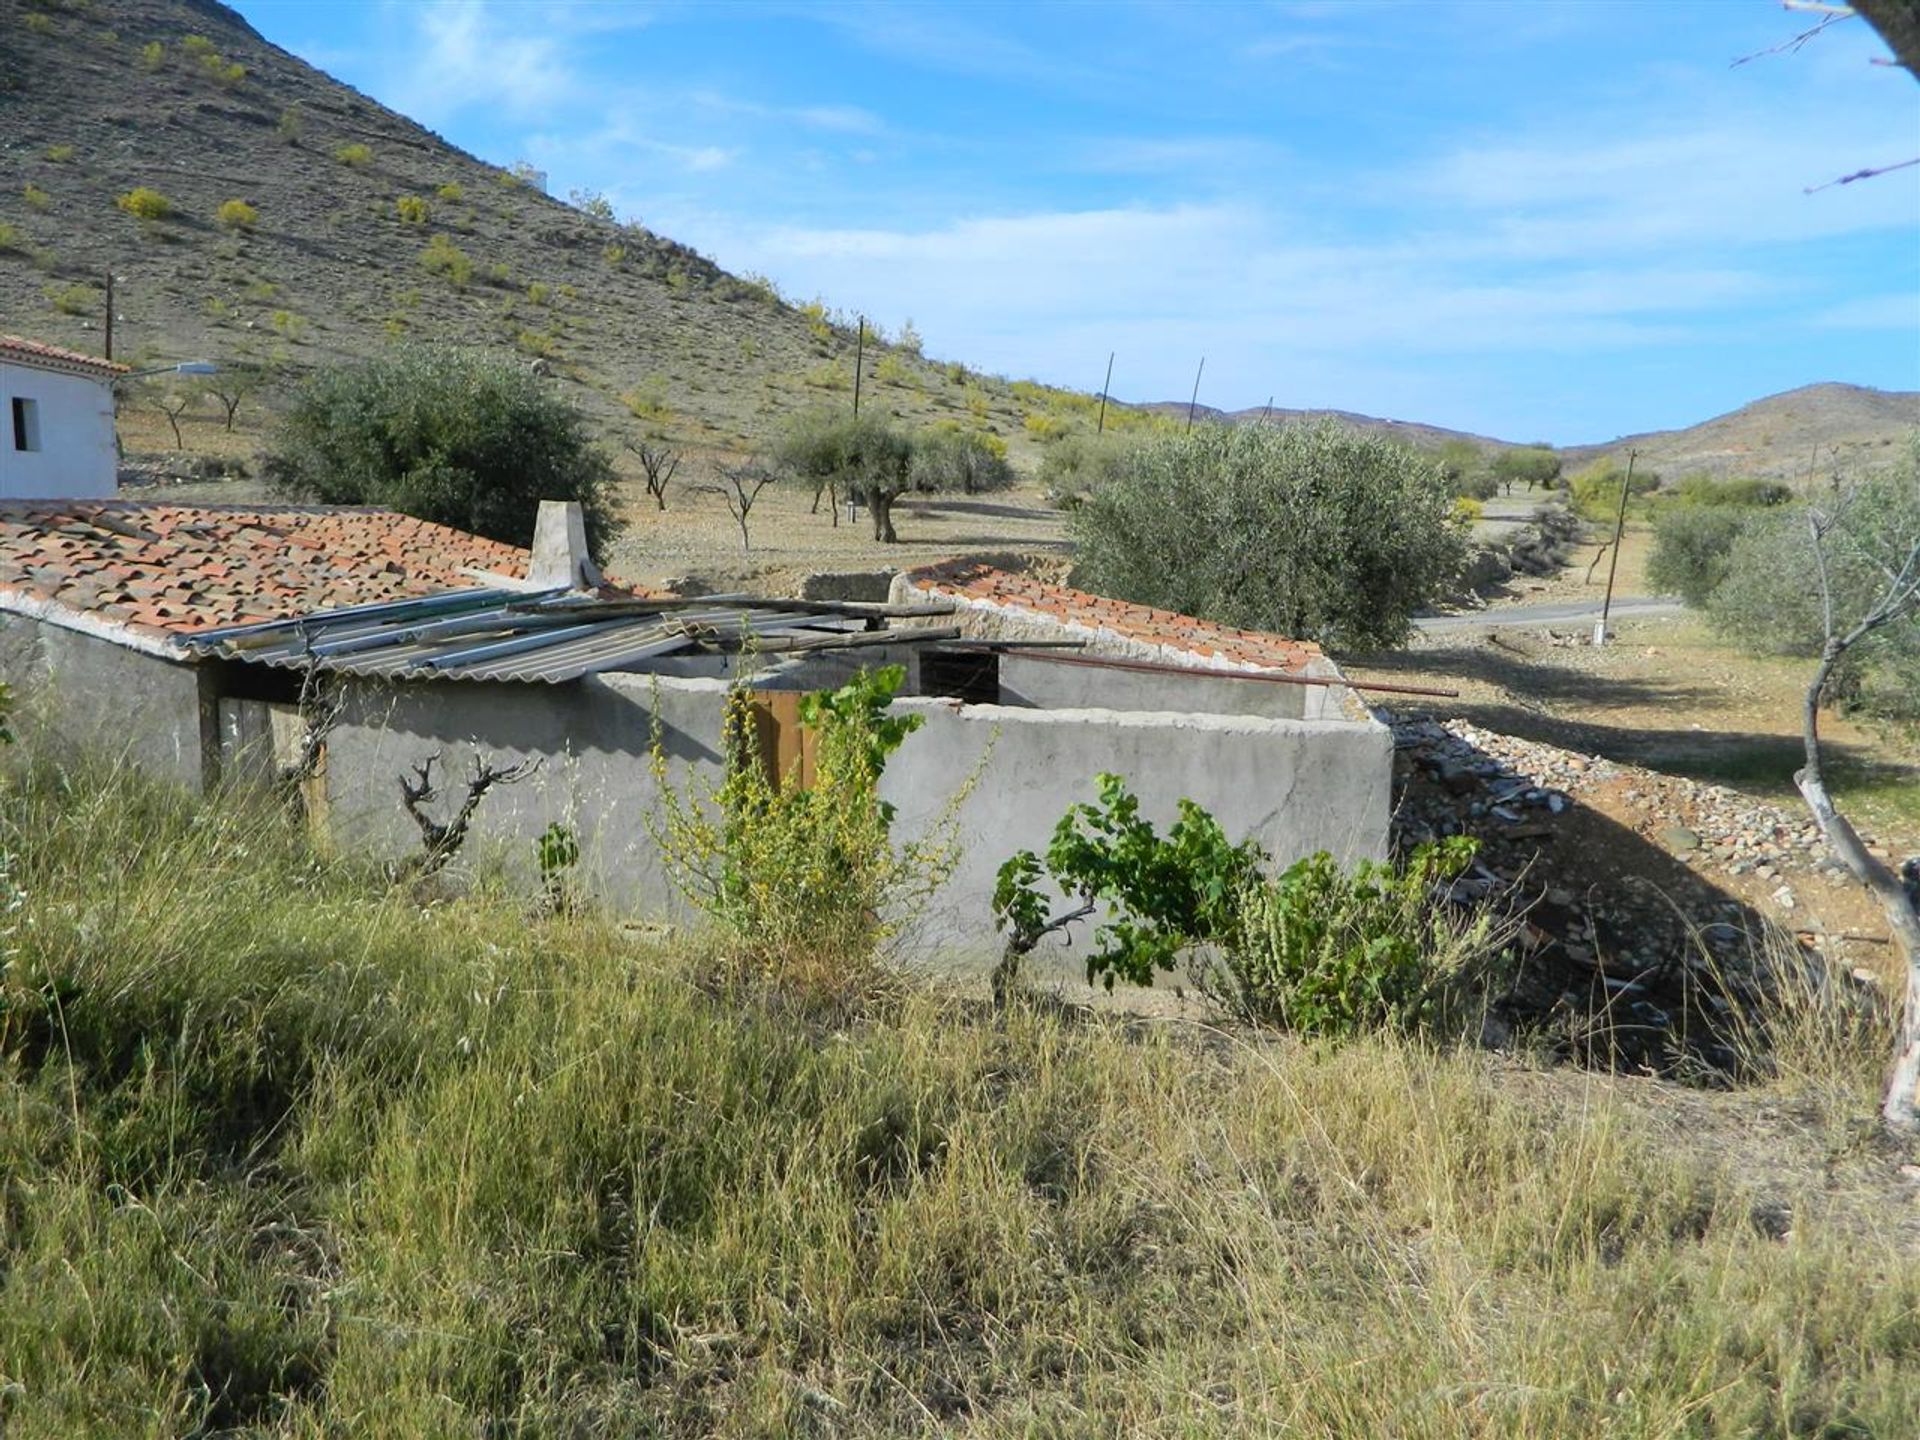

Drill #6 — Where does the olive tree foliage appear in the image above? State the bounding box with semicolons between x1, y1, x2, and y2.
1490;445;1563;494
912;423;1014;496
265;348;623;561
775;410;930;543
1708;454;1920;723
1070;422;1470;650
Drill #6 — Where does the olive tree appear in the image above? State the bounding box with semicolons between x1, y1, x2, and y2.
1070;421;1469;650
1491;445;1562;495
776;410;922;543
265;347;623;560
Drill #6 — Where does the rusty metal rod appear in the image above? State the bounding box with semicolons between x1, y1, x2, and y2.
981;647;1460;697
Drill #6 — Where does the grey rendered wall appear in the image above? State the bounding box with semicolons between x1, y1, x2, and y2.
878;698;1392;975
317;672;1390;981
997;652;1310;720
0;613;215;788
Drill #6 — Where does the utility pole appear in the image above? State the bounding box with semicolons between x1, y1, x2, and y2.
1260;394;1273;425
104;269;114;361
1595;448;1636;647
1185;356;1205;432
1096;351;1114;435
851;315;865;418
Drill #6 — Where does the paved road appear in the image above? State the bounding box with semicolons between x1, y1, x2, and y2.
1416;595;1686;633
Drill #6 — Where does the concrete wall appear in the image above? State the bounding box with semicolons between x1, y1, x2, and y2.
0;611;215;787
315;672;1390;976
997;651;1312;720
0;362;117;500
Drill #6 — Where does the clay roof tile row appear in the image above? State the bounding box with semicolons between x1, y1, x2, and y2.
903;560;1323;674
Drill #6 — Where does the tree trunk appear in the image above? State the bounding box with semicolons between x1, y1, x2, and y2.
1796;643;1920;1130
870;490;898;543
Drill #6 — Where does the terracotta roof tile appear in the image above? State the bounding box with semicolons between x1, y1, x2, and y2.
903;560;1323;675
0;333;130;379
0;501;653;644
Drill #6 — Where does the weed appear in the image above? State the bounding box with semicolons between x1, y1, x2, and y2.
277;105;302;142
137;38;163;70
435;180;464;203
394;194;428;226
418;233;473;287
44;143;75;162
21;183;50;211
216;198;257;231
0;223;20;253
44;280;98;315
333;142;372;168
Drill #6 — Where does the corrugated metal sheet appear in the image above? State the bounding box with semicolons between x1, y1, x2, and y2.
180;587;871;684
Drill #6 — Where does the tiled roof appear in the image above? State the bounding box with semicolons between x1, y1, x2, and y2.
0;334;128;379
0;501;568;643
903;560;1324;674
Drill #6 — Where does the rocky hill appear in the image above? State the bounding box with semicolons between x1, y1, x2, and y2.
0;0;1028;459
1560;382;1919;484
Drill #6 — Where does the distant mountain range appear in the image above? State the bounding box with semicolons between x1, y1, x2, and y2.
1131;382;1918;483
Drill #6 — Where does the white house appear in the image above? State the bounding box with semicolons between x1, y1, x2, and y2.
0;334;126;501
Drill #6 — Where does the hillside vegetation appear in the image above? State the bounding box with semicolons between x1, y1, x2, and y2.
2;745;1918;1434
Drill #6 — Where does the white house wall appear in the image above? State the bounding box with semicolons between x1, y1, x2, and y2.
0;361;117;500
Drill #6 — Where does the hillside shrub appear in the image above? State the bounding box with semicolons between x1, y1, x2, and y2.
116;186;172;221
417;233;472;286
1036;431;1133;508
1072;421;1468;650
276;105;302;142
651;665;954;988
44;143;75;162
1199;837;1490;1035
1646;478;1793;607
0;224;19;253
22;183;50;212
394;195;429;225
1708;452;1920;721
264;347;623;561
216;197;257;230
1568;460;1661;520
22;11;53;33
333;142;372;168
44;281;97;315
435;180;463;202
137;38;163;69
912;422;1013;495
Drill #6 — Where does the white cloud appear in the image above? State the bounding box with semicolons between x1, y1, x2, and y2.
381;3;575;123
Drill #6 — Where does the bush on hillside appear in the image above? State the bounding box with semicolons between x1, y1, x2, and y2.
417;233;472;286
1568;460;1661;520
333;142;372;167
1036;430;1133;508
394;195;429;225
116;186;172;221
1646;476;1794;607
1708;452;1920;721
216;198;257;230
911;422;1014;496
264;347;623;561
1071;421;1469;650
1490;445;1562;493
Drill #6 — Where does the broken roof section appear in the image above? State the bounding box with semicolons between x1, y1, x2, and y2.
0;500;642;645
181;591;962;685
896;560;1325;675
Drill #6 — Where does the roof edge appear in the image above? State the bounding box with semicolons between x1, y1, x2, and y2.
0;589;188;661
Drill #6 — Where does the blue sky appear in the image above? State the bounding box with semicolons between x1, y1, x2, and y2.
231;0;1919;443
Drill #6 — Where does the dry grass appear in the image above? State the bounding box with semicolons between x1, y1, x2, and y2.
2;755;1917;1436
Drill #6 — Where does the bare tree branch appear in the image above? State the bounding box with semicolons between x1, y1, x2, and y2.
398;751;542;880
624;439;681;511
691;459;777;552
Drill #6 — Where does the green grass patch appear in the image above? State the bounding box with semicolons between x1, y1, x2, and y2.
0;755;1911;1433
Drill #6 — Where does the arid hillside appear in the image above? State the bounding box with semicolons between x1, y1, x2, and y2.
1560;381;1919;484
0;0;1057;461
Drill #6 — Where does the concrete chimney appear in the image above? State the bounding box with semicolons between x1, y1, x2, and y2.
529;500;603;591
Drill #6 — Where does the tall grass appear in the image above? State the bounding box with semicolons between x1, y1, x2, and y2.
1;757;1916;1434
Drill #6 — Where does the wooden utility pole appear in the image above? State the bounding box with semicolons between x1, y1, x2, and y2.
1186;356;1205;432
852;316;865;418
1096;351;1114;435
1260;395;1273;424
1595;448;1636;646
104;270;114;361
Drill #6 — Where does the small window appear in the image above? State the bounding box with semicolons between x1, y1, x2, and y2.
10;397;39;453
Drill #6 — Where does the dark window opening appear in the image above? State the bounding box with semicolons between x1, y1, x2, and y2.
920;649;1001;705
11;397;39;453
